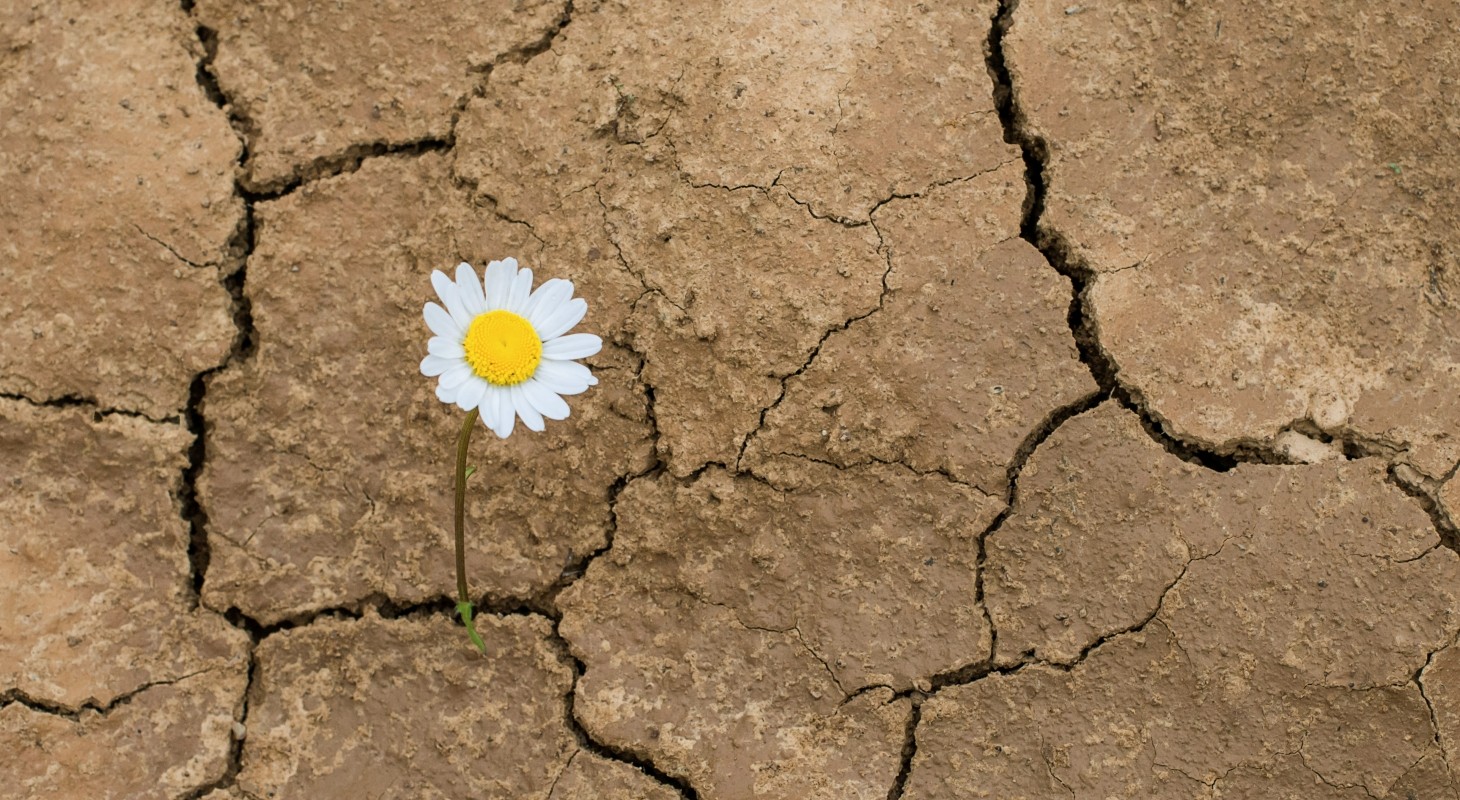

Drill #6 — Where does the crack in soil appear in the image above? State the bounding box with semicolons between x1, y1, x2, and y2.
883;699;921;800
734;218;896;470
549;619;701;800
1417;633;1460;777
1;669;216;721
177;653;255;800
132;223;208;269
0;391;178;425
984;0;1266;474
1390;462;1460;554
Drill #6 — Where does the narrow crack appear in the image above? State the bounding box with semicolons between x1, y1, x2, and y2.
537;354;664;612
0;670;214;720
735;220;896;469
1040;733;1077;798
766;451;998;497
179;653;255;800
133;224;207;268
884;699;922;800
244;138;455;198
181;192;257;607
548;619;701;800
0;391;176;425
1417;633;1459;774
972;390;1107;669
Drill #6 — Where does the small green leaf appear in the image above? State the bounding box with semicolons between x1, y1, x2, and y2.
457;601;487;655
1387;163;1402;175
465;466;476;479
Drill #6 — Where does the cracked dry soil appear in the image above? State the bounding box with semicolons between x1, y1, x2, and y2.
2;0;1459;798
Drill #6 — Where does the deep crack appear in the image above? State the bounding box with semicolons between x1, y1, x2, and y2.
985;0;1278;474
1390;463;1460;554
176;3;267;795
884;699;922;800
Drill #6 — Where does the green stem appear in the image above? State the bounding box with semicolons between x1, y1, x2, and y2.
454;408;486;654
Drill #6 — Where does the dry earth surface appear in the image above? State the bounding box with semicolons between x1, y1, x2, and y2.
2;1;1459;798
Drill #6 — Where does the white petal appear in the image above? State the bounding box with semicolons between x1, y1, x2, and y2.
421;353;457;377
534;297;588;341
423;302;461;339
479;387;506;438
533;359;594;395
523;379;571;420
542;333;602;360
456;262;485;314
524;279;574;329
440;363;474;390
428;337;465;359
491;387;516;438
455;377;488;411
483;260;516;311
479;388;502;436
478;388;502;437
504;267;534;315
432;271;472;329
436;382;457;404
510;385;545;432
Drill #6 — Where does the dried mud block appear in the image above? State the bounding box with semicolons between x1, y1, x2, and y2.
456;0;1012;224
909;435;1460;796
987;402;1460;680
0;669;248;800
573;463;1001;695
986;404;1242;665
907;622;1454;799
562;580;910;800
238;612;654;799
1007;0;1460;476
201;153;653;624
905;629;1206;800
0;1;240;417
194;0;567;192
747;165;1095;495
1300;685;1438;797
664;0;1013;223
1160;478;1458;693
0;401;248;710
600;148;886;474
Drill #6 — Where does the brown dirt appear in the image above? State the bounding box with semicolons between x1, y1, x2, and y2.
3;0;1459;798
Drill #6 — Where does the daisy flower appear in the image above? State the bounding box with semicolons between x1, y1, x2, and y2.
421;259;601;438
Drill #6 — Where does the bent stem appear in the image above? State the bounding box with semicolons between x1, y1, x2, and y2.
455;407;486;654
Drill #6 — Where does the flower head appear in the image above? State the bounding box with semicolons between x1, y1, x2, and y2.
421;259;601;438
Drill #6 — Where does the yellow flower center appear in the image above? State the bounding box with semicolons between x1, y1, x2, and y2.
462;310;542;386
